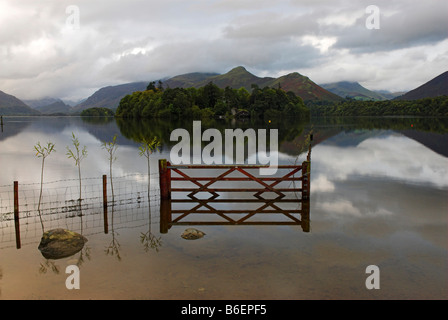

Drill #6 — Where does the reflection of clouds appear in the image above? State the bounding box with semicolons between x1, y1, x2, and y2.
311;175;335;192
316;199;394;218
314;135;448;188
318;199;360;216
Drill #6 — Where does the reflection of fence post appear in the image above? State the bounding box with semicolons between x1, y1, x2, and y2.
301;161;310;201
14;181;21;249
159;159;172;233
102;175;108;234
160;199;172;234
159;159;171;200
301;159;311;232
307;134;313;161
301;201;310;232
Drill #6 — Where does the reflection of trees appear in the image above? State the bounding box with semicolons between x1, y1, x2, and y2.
39;260;60;274
115;117;309;153
80;116;115;125
140;207;162;253
38;245;91;275
75;245;91;267
310;116;448;134
105;205;121;261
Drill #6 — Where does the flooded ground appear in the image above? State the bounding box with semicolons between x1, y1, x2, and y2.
1;116;447;299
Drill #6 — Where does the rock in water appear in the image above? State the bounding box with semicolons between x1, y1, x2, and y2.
38;228;87;259
181;228;205;240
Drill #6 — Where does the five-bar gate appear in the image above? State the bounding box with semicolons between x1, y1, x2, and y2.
159;151;311;232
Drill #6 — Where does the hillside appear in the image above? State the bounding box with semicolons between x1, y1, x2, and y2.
71;81;148;113
36;100;72;115
200;66;274;90
266;73;342;102
23;97;60;109
374;90;405;100
0;90;40;115
75;67;344;111
396;71;448;100
321;81;387;101
164;72;219;88
163;66;341;103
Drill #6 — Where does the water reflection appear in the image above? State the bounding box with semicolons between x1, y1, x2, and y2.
141;206;163;252
0;116;447;299
160;198;310;234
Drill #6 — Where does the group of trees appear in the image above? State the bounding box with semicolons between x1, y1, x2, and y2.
115;81;310;120
80;107;115;117
308;95;448;117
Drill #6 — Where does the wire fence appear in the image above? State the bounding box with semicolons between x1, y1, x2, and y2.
0;173;161;250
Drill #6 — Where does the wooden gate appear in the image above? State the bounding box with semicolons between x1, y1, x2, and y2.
159;151;311;232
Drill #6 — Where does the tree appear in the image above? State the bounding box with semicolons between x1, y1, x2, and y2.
102;135;118;203
34;141;56;230
66;133;88;207
138;136;161;197
146;81;157;91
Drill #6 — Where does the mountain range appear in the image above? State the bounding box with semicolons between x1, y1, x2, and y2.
1;67;447;115
164;66;343;102
320;81;404;101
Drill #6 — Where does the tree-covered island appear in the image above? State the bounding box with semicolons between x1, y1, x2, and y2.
115;81;310;120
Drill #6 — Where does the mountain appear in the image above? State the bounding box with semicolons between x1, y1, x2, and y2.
71;67;349;113
71;81;148;113
35;100;72;115
321;81;388;101
266;72;342;102
164;72;219;88
164;66;342;102
23;97;60;109
163;67;269;90
200;66;274;90
396;71;448;100
373;90;405;100
0;90;40;115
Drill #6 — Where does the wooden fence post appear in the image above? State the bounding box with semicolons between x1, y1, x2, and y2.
159;159;171;200
14;181;21;249
102;175;108;234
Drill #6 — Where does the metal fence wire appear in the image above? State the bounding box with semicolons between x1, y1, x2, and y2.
0;173;160;249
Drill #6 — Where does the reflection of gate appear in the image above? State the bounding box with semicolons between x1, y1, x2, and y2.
159;149;311;233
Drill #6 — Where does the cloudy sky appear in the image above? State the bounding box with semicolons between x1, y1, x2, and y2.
0;0;447;101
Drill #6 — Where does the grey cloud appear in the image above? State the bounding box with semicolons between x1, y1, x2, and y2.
223;12;319;40
0;0;447;100
332;1;448;53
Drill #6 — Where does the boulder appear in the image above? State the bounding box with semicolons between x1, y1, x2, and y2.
38;228;87;259
181;228;205;240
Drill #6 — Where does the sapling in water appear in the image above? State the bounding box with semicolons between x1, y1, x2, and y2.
102;135;118;203
66;133;87;207
34;141;56;225
138;136;161;197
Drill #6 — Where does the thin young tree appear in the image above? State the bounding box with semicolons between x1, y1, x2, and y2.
138;136;161;197
34;141;56;213
101;135;118;203
66;133;88;206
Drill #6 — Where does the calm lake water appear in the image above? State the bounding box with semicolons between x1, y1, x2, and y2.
0;116;447;300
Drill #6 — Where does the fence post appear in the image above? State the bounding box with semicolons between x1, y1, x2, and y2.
102;175;108;234
159;159;171;200
14;181;21;249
